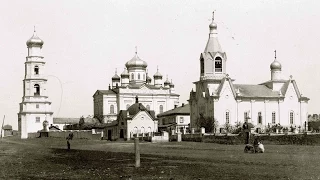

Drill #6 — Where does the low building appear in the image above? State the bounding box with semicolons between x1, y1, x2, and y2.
52;118;79;130
3;125;13;137
157;103;190;134
104;96;158;140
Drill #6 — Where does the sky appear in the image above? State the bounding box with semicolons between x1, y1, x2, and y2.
1;0;320;130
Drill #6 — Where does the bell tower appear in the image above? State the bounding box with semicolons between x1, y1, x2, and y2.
18;29;53;139
200;12;227;80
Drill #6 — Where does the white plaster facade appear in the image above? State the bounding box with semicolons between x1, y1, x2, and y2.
18;31;53;139
93;52;179;123
104;99;158;140
189;14;309;132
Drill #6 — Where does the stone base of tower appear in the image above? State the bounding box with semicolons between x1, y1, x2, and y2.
18;113;53;139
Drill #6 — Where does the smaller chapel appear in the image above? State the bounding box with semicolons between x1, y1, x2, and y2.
93;50;180;123
104;96;158;140
189;13;310;133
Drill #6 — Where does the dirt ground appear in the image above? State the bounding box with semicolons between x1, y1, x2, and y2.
0;136;319;179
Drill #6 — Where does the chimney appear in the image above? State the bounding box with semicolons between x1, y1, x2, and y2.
174;105;178;109
108;84;111;90
182;103;185;107
135;95;139;103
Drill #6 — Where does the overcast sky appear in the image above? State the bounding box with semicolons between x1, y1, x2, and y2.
1;0;320;130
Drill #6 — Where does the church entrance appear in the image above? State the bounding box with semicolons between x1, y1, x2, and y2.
107;130;112;141
120;129;124;138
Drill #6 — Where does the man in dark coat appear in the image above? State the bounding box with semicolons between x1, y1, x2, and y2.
243;122;250;144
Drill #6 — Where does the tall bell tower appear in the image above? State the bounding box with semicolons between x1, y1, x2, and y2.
18;29;53;139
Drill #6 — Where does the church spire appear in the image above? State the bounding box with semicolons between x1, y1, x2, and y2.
204;11;222;53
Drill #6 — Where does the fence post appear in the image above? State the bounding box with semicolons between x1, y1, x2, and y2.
134;138;140;168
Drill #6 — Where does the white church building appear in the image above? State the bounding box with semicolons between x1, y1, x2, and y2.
93;51;180;123
18;30;53;139
189;14;310;133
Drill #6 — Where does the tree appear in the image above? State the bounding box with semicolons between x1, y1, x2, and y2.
79;116;85;127
196;114;217;133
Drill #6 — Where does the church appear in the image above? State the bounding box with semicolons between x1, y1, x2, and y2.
18;30;53;139
189;13;309;133
93;51;180;123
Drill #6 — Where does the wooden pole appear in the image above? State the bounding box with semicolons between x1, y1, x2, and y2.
1;115;5;139
134;138;140;168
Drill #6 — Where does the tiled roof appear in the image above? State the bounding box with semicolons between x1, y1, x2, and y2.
157;104;190;117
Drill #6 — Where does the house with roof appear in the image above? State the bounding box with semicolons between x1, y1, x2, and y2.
189;13;309;133
104;96;158;140
157;103;190;134
93;50;179;124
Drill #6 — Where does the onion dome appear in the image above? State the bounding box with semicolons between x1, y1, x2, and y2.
121;68;129;78
153;67;162;79
125;53;148;69
164;76;170;87
164;79;170;86
169;80;174;88
209;21;217;29
270;60;282;70
112;70;120;80
26;30;44;47
127;96;147;115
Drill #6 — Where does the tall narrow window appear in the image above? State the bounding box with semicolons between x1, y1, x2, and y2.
244;112;248;122
272;112;276;124
34;66;39;75
258;112;262;124
36;117;40;123
131;73;134;80
215;57;222;72
180;117;184;123
110;105;114;114
143;74;145;80
36;104;39;109
34;84;40;95
146;105;150;110
138;73;140;80
159;105;163;114
290;111;294;124
226;111;230;124
200;58;204;74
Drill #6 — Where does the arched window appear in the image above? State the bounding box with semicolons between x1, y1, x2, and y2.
215;57;222;72
141;127;145;133
290;111;294;124
34;84;40;95
131;73;134;80
133;127;138;134
258;112;262;124
110;105;114;114
244;112;249;122
159;105;163;114
34;66;39;75
226;110;230;124
126;104;130;110
138;73;140;80
272;112;276;124
146;105;150;110
200;58;204;74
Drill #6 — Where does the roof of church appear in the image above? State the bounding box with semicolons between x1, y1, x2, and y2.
233;84;282;98
94;90;117;95
157;104;190;117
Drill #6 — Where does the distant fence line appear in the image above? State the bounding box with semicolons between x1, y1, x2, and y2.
28;130;101;140
171;132;320;145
